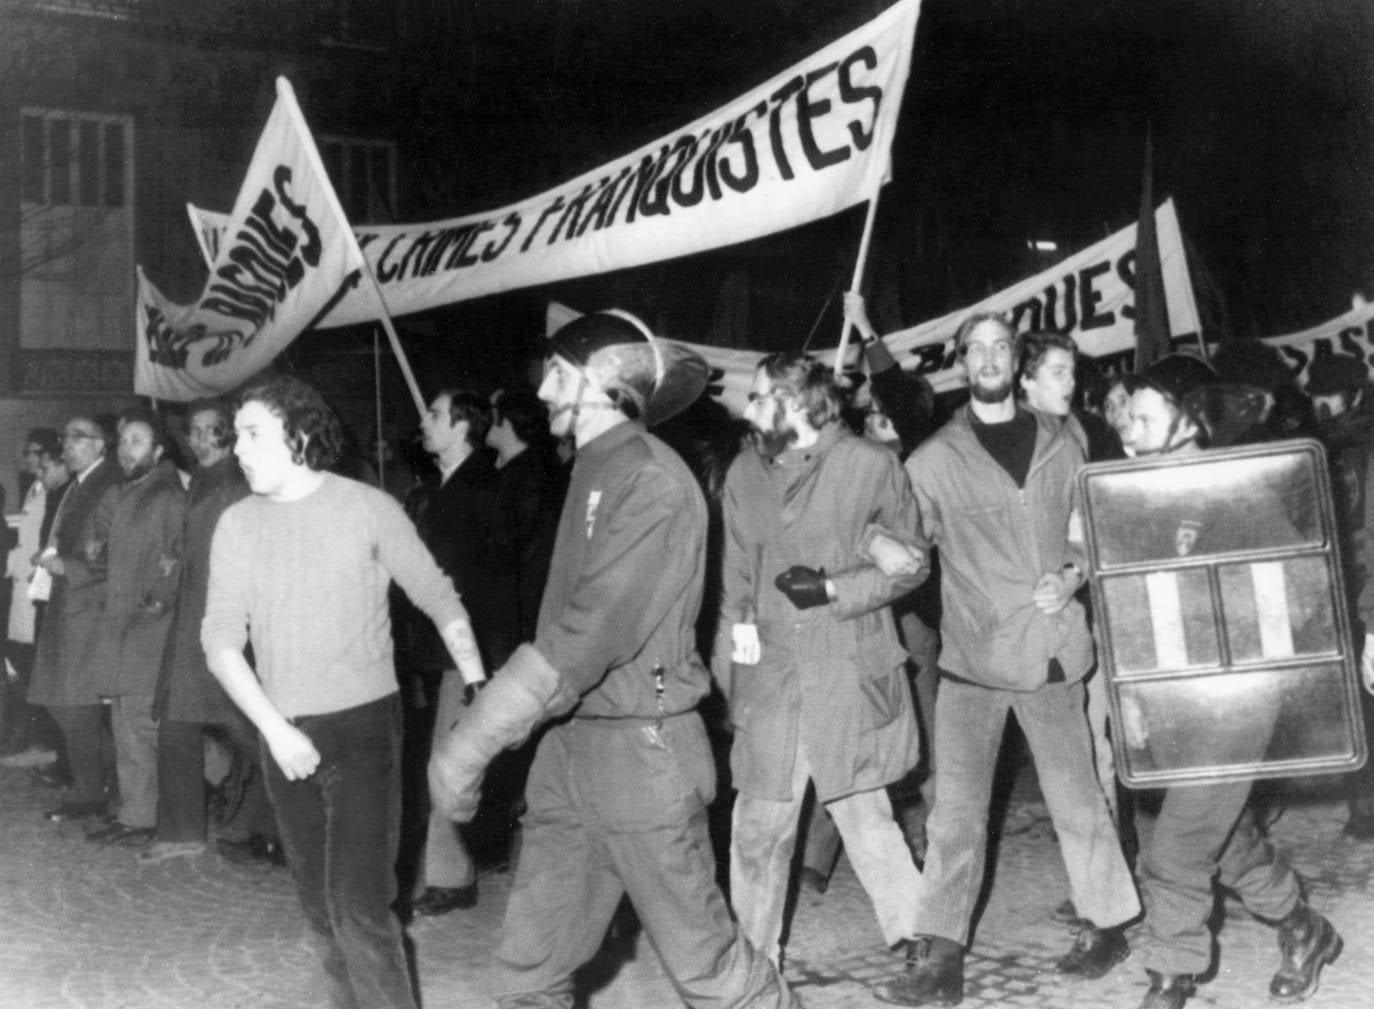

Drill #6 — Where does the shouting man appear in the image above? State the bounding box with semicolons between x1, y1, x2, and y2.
202;375;486;1009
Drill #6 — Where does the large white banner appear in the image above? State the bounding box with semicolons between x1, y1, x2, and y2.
555;200;1199;414
185;0;922;327
1261;299;1374;387
880;198;1200;395
136;78;365;400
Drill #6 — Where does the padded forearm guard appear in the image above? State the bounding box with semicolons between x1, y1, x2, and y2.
428;643;577;823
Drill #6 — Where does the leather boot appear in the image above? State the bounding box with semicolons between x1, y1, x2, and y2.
1139;970;1196;1009
1269;902;1342;1001
1055;920;1129;979
876;935;964;1006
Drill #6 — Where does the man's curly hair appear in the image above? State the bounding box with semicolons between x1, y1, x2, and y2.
237;374;343;471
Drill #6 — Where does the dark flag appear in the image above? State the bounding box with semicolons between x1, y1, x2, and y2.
1133;129;1172;370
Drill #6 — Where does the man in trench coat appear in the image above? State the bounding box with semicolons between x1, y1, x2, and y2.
28;414;123;821
85;407;185;845
717;350;925;968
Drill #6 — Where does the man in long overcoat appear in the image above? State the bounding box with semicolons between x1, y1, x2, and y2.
28;414;123;821
717;350;925;967
85;408;185;846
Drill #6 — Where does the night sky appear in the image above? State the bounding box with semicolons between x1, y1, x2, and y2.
415;0;1373;349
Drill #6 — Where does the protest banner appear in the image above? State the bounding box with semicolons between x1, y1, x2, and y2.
135;78;367;400
1261;298;1374;387
185;0;922;328
880;198;1201;395
546;199;1201;414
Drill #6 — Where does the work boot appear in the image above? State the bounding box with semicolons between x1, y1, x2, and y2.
1139;970;1196;1009
1055;920;1129;979
1269;903;1342;1001
876;935;964;1006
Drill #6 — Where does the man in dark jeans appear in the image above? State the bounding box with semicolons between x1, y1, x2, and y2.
202;376;486;1009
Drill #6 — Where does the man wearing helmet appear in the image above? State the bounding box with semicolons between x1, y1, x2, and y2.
430;310;795;1009
1119;355;1343;1009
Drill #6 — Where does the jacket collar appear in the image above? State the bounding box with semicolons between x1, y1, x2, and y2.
950;403;1069;479
575;420;643;466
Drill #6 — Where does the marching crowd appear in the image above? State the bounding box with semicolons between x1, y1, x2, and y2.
0;295;1369;1009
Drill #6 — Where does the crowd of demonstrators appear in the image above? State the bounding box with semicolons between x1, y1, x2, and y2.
6;292;1372;1009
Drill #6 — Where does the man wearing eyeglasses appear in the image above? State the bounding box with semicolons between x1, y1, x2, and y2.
27;416;123;822
876;313;1139;1006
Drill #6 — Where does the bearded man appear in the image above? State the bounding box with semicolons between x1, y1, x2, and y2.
879;312;1140;1006
84;407;186;848
717;350;925;971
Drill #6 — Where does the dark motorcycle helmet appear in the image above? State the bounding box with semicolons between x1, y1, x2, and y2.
547;310;709;427
1139;353;1219;408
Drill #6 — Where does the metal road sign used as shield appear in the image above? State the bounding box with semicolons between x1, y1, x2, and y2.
1079;439;1367;788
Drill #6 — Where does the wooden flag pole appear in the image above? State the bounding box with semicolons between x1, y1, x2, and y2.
357;266;425;417
834;186;884;377
373;329;386;486
275;77;426;419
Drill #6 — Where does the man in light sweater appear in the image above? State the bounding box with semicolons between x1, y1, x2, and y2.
202;375;486;1009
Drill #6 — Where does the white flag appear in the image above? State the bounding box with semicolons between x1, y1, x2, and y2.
135;78;364;400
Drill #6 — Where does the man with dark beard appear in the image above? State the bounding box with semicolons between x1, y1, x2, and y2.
878;312;1139;1006
717;350;925;970
85;407;186;848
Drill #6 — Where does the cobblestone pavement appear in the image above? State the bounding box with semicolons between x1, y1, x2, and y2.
3;763;1371;1009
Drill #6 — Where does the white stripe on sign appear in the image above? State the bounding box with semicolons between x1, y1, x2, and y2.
1145;571;1188;667
1251;561;1295;658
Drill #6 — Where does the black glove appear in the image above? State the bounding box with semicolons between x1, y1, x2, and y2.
775;565;830;609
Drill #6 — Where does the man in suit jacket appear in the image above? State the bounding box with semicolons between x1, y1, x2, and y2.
399;387;519;917
27;414;123;822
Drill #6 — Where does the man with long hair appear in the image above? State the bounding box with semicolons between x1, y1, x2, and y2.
203;375;486;1009
720;350;925;971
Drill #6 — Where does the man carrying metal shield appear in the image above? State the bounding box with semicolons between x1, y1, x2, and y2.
1116;355;1344;1009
